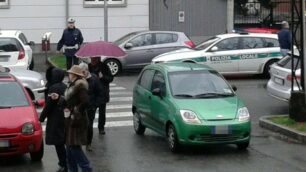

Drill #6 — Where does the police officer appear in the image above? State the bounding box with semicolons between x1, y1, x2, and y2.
57;18;84;70
277;21;292;57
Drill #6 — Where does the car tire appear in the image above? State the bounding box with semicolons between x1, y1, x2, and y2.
263;59;278;78
30;140;44;162
167;124;180;153
29;59;34;70
236;141;249;150
105;59;121;76
133;111;146;135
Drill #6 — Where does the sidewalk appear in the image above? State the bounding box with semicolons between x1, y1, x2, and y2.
33;53;56;72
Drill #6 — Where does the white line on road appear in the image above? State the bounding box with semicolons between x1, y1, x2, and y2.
110;97;133;102
110;87;126;91
110;92;132;96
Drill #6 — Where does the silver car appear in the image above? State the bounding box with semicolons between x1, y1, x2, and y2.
0;66;45;100
103;31;195;76
267;55;300;101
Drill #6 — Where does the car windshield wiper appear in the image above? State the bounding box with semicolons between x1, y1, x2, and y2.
194;93;234;98
0;106;12;109
174;94;194;98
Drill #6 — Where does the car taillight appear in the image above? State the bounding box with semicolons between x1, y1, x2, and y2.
184;41;195;49
18;49;25;60
287;74;301;81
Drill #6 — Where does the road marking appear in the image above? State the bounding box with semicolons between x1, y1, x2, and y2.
42;120;133;131
110;83;116;87
110;97;133;102
110;92;132;96
110;87;126;91
106;104;131;110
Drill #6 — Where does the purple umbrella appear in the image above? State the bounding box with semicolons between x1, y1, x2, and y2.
75;41;126;58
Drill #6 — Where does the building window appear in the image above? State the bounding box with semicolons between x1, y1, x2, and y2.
84;0;127;8
0;0;9;9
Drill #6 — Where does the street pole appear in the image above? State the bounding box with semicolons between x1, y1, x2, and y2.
302;0;306;100
227;0;234;33
104;0;108;42
66;0;69;24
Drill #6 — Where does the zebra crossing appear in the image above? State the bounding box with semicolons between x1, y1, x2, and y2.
38;83;134;131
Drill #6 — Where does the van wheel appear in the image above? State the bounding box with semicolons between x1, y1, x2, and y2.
105;59;121;76
29;59;34;70
263;59;278;78
167;124;180;152
237;141;249;150
30;140;44;161
133;111;146;135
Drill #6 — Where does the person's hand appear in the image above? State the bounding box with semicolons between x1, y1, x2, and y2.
48;93;59;100
98;72;103;78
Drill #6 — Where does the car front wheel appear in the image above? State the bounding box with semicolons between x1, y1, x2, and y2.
133;111;146;135
30;140;44;161
237;141;249;150
167;124;180;152
105;59;121;76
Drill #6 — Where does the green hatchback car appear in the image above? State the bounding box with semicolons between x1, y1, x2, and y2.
132;63;251;152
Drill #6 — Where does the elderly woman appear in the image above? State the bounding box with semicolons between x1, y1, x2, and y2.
50;65;92;172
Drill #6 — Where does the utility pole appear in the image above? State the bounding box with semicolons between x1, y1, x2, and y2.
104;0;108;42
227;0;234;33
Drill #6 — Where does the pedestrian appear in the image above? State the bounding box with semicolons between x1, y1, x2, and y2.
39;67;67;172
277;21;292;57
57;18;84;70
88;57;114;135
50;65;92;172
79;62;102;152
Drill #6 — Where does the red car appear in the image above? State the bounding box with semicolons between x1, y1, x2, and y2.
0;71;44;161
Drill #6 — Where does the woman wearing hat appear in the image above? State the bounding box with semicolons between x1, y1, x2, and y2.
50;65;92;172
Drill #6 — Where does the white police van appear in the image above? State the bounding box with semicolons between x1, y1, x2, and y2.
152;33;282;76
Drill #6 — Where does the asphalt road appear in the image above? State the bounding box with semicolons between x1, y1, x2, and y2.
1;56;306;172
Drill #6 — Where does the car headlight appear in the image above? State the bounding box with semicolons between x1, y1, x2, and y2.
40;79;45;86
180;110;201;124
237;107;250;122
22;122;34;135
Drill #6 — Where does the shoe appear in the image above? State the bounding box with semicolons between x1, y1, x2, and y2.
99;129;105;135
86;145;93;152
56;166;67;172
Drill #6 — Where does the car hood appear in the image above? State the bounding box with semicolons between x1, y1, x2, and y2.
9;68;45;89
0;106;37;134
152;49;204;63
173;96;241;120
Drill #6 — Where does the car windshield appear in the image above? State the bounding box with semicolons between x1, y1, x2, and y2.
169;70;234;99
113;32;139;45
0;82;29;108
277;55;301;69
195;37;220;50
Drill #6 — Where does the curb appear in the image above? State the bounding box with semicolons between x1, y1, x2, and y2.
259;115;306;144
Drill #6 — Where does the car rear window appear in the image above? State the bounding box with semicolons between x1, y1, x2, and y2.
0;38;21;52
155;33;178;44
277;56;301;69
0;82;29;107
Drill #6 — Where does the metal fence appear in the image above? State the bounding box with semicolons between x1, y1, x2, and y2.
234;0;291;28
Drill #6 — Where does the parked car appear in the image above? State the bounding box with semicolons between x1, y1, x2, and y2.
0;30;35;70
103;31;195;76
0;71;44;161
152;33;282;76
267;54;300;101
0;66;45;100
132;63;251;152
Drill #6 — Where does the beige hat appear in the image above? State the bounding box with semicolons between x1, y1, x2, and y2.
67;65;85;77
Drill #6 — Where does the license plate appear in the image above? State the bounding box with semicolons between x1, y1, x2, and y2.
0;57;9;62
0;140;9;148
274;77;284;85
212;126;230;135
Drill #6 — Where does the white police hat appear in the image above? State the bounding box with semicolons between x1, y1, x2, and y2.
67;18;75;23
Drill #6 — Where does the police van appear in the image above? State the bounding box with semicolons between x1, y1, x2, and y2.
152;33;282;76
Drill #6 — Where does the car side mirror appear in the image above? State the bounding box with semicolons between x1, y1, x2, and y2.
28;41;35;46
33;99;45;107
210;46;218;52
152;88;163;98
232;85;237;92
124;43;133;49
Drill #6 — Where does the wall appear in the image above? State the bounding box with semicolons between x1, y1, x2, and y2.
0;0;149;46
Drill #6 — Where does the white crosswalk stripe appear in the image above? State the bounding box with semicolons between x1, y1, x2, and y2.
40;83;134;131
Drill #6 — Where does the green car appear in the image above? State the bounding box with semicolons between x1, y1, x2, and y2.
132;63;251;152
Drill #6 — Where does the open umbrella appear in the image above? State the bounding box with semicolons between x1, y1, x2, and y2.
75;41;126;58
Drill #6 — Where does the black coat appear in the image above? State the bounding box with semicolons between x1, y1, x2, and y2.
40;68;67;145
87;73;103;109
89;62;114;103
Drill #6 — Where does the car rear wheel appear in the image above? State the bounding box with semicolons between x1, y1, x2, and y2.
263;59;278;78
30;140;44;161
29;59;34;70
105;59;121;76
133;111;146;135
167;124;180;153
236;141;249;150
